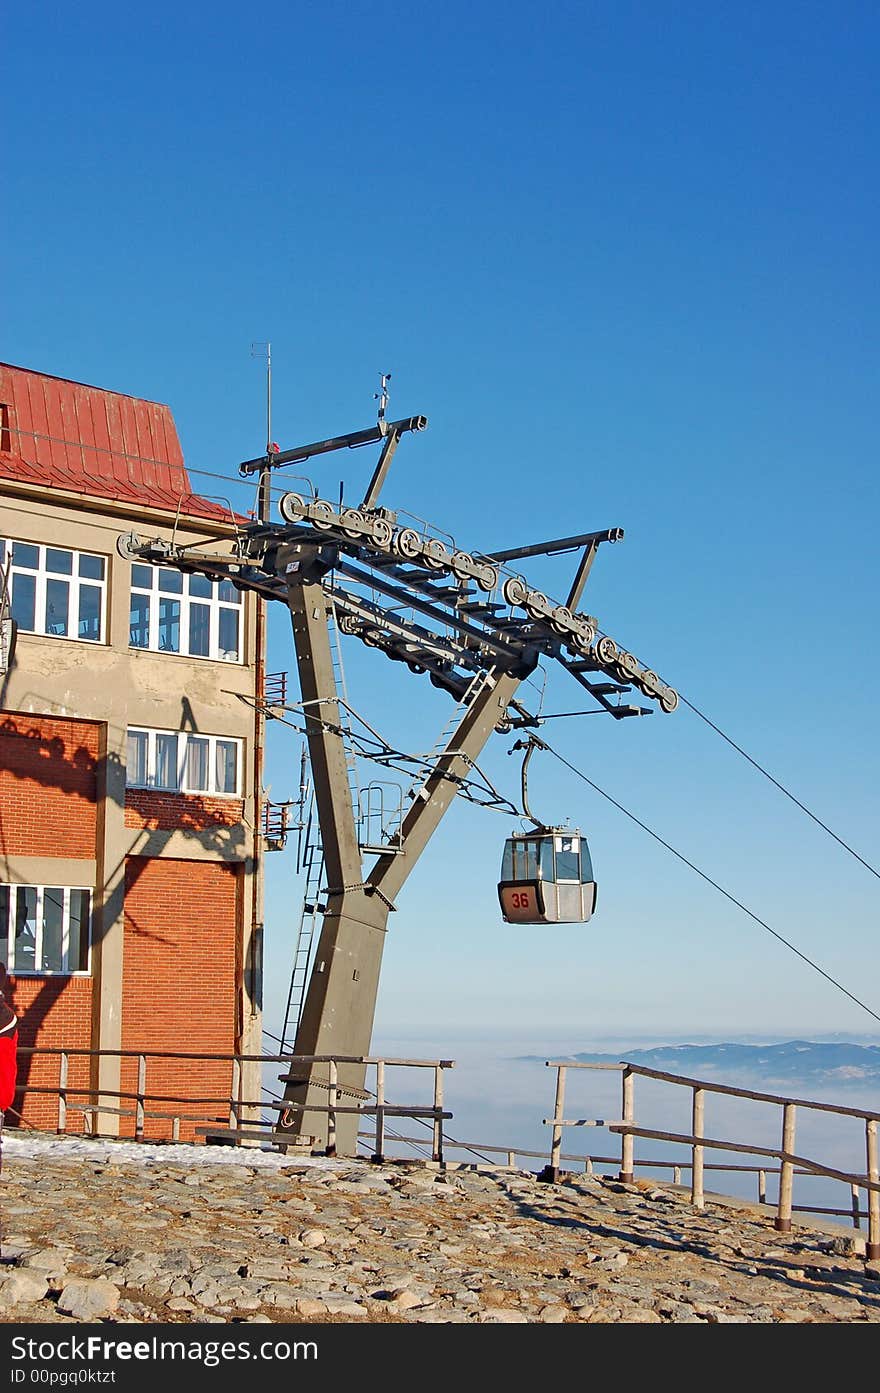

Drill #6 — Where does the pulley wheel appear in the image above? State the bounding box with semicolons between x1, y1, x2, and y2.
524;591;549;621
340;508;365;539
596;634;618;666
550;605;573;635
616;651;639;680
371;517;393;551
311;499;335;530
451;551;474;582
116;531;143;560
394;527;422;559
424;538;450;570
502;576;528;607
640;669;661;697
476;563;498;593
278;493;306;524
660;686;680;714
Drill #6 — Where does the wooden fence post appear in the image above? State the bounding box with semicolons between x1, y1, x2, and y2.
542;1065;567;1182
432;1066;444;1164
851;1184;862;1231
691;1087;705;1210
372;1060;385;1163
57;1052;68;1135
620;1068;634;1183
229;1057;241;1133
776;1103;797;1232
135;1055;146;1142
867;1119;879;1261
326;1060;337;1158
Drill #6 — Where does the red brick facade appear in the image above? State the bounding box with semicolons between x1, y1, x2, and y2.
0;712;99;858
1;713;247;1142
125;789;245;833
120;856;240;1141
5;976;93;1132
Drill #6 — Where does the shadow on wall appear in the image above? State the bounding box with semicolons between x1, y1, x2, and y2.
0;708;253;1129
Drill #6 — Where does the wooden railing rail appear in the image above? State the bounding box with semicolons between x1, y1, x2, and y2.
542;1059;880;1262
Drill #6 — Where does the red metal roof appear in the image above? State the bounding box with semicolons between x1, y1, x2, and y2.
0;363;237;523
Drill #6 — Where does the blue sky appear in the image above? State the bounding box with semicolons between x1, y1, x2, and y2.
4;2;879;1046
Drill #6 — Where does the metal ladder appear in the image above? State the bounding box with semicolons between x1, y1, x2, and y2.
280;604;361;1053
403;664;498;808
280;792;325;1053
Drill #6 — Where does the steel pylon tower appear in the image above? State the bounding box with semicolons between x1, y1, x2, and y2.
118;396;678;1153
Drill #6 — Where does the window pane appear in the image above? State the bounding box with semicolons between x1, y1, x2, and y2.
45;578;70;635
126;730;148;786
158;568;183;594
185;737;209;792
555;835;580;881
78;584;102;641
158;597;181;652
155;734;178;790
11;572;36;630
78;554;105;580
129;592;150;648
539;839;555;881
14;887;37;971
188;573;212;598
218;607;240;660
218;578;240;604
0;886;8;966
42;888;64;972
69;890;91;972
131;564;153;589
46;548;73;576
12;542;38;569
215;740;238;794
580;838;594;883
188;602;210;656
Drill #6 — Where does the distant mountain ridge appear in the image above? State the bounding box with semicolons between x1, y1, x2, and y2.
518;1040;880;1087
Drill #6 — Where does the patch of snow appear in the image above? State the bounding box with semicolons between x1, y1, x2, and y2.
3;1131;349;1171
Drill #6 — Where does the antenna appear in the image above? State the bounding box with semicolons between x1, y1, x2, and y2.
374;372;391;433
250;341;274;523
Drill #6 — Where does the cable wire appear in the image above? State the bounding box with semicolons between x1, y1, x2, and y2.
679;695;880;883
540;740;880;1027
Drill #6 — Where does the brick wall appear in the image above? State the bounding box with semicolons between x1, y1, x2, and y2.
5;975;93;1133
121;856;240;1142
0;711;99;857
124;789;245;834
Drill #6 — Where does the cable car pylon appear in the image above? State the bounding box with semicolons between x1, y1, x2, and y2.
117;389;677;1153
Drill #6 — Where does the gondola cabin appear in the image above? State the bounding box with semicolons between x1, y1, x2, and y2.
498;827;597;924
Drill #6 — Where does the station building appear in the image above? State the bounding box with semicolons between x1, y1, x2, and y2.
0;362;264;1140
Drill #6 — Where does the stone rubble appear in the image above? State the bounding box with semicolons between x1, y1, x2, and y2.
1;1134;878;1324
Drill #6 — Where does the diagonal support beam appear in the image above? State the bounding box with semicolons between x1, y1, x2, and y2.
367;669;524;905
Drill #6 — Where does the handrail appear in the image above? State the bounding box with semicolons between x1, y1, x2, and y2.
542;1059;880;1263
14;1048;453;1162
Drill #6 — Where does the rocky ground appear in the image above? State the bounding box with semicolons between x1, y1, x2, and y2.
1;1132;878;1324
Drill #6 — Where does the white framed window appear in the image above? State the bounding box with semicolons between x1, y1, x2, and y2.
129;563;243;662
0;538;107;644
126;727;242;797
0;884;92;975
